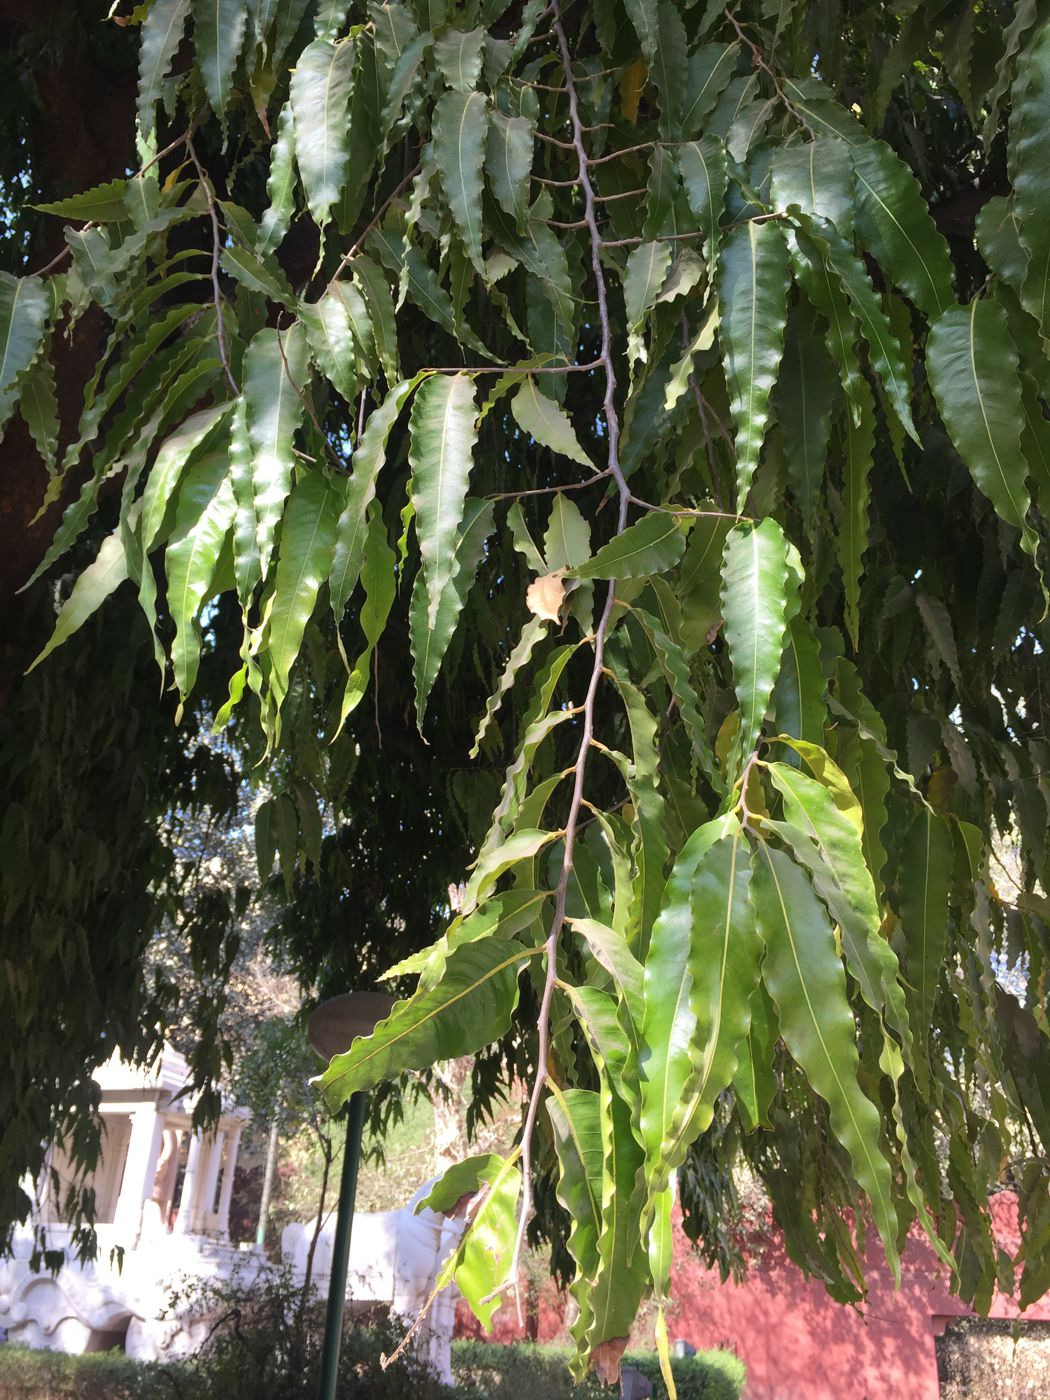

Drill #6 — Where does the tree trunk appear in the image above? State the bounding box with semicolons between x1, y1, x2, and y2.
432;1058;471;1176
255;1118;280;1252
302;1138;333;1309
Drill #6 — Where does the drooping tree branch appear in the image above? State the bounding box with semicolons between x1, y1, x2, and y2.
492;2;633;1308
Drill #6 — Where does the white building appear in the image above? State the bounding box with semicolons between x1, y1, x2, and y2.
0;1044;259;1358
0;1044;465;1382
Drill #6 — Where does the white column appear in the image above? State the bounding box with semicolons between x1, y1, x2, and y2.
216;1125;242;1240
198;1130;225;1232
173;1131;203;1235
112;1105;165;1247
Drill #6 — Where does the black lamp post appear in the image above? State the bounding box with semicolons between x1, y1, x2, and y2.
307;991;394;1400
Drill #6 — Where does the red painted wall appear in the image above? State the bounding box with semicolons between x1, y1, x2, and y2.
455;1192;1050;1398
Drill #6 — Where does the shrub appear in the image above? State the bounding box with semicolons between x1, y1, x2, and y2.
450;1339;746;1400
0;1296;744;1400
0;1345;177;1400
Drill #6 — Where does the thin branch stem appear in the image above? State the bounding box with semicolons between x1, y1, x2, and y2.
593;187;649;202
585;140;657;164
533;129;578;150
274;315;345;472
681;311;727;509
493;0;632;1314
485;470;610;501
186;137;238;395
419;358;602;375
327;165;421;287
723;7;817;138
599;229;705;249
29;121;199;278
628;492;744;520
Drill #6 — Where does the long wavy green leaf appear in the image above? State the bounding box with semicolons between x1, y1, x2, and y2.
732;982;779;1132
720;517;791;772
511;376;593;468
301;288;363;403
319;936;532;1108
335;502;397;733
636;606;721;790
927;300;1043;591
624;241;672;372
192;0;249;117
28;530;128;672
776;309;837;533
766;761;909;1046
433;89;489;273
542;493;590;571
139;401;233;553
267;470;342;711
573;512;685;580
750;843;900;1279
771;136;854;239
899;807;954;1042
0;274;50;433
471;614;547;756
290;37;356;230
678;136;727;275
17;356;59;474
661;825;759;1272
639;813;738;1202
138;0;190;136
839;373;876;649
586;1080;650;1361
410;496;494;725
258;100;298;254
717;220;791;506
409;372;478;629
166;453;235;703
330;378;417;622
486;110;533;230
547;1086;604;1359
434;26;485;91
851;139;954;319
428;1152;521;1331
818;222;917;443
771;614;827;754
243;324;309;583
1011;19;1050;340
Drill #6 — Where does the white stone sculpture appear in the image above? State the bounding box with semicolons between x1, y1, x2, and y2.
280;1179;466;1386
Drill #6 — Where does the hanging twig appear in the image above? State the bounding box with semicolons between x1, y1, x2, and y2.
628;492;744;521
29;121;200;279
327;165;421;287
723;7;817;138
599;229;706;248
485;470;611;501
418;357;602;374
487;0;633;1317
186;137;238;395
274;316;346;472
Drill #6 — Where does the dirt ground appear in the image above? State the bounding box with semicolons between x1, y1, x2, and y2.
936;1317;1050;1398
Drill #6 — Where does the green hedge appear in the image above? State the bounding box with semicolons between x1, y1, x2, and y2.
451;1340;746;1400
0;1347;177;1400
0;1336;745;1400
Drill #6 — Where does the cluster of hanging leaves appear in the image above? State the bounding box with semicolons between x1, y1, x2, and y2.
6;0;1050;1386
